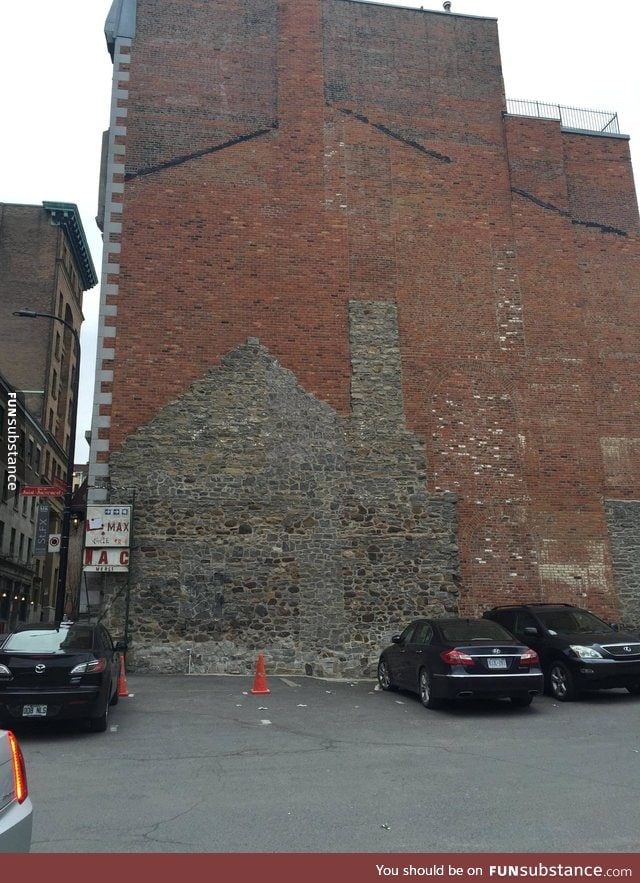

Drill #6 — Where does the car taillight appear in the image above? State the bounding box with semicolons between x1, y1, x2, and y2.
7;731;28;804
70;658;107;675
440;649;474;666
519;648;539;666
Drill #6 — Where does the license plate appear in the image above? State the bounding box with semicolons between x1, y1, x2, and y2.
22;704;47;717
487;658;507;670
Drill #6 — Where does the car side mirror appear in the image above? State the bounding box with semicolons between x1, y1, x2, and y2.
609;622;621;631
391;634;402;644
115;641;127;652
523;626;539;636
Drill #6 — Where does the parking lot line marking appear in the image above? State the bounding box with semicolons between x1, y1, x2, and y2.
260;719;272;725
279;678;300;687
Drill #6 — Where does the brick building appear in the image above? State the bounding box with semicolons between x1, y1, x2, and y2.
0;374;48;632
90;0;640;675
0;201;97;623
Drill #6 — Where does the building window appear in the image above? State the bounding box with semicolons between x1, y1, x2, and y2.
51;370;58;399
26;537;32;564
55;331;61;359
18;534;25;562
48;409;54;431
35;446;41;475
0;521;4;553
9;528;16;557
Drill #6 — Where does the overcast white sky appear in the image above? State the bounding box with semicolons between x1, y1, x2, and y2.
1;0;638;463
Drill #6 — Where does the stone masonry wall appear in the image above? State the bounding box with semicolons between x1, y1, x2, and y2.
604;501;640;630
108;302;459;676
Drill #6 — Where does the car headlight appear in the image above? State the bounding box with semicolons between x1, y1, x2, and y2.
569;645;603;659
0;663;13;679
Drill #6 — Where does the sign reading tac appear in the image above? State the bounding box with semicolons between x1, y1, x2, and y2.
84;548;130;572
85;506;131;547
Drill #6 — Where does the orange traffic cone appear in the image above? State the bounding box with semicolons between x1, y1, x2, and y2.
117;655;129;697
250;654;270;694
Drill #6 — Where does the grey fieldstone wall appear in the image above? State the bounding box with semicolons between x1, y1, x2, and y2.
604;500;640;629
107;301;459;677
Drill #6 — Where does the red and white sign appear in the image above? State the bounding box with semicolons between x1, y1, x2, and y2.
83;547;130;572
21;486;65;497
48;534;61;552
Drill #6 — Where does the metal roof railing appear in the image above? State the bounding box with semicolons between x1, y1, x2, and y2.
506;99;620;135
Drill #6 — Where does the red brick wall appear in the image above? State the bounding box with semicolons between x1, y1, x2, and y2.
103;0;640;619
0;204;58;421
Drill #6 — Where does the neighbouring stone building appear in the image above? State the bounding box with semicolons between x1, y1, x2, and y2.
89;0;640;675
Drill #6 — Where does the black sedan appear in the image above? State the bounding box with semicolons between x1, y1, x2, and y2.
0;622;124;733
377;617;544;708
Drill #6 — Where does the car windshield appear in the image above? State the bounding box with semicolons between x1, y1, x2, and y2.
2;627;93;653
439;620;514;643
536;609;613;635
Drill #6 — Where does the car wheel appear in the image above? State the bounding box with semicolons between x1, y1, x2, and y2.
510;693;533;707
418;668;442;709
377;659;397;692
548;661;577;701
89;701;110;733
626;684;640;695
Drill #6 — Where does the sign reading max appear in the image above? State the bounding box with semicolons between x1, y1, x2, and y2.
85;506;131;547
83;506;132;572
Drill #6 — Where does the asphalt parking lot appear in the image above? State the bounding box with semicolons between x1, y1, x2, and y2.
12;672;640;853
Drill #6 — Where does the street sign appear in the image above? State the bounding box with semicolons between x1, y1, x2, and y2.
20;485;65;497
48;534;61;552
34;504;50;555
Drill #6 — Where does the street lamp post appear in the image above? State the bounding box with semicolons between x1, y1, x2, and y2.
13;309;81;623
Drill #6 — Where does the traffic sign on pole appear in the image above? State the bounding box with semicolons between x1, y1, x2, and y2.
20;486;66;497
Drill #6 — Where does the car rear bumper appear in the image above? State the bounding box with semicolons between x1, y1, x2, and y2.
433;671;544;699
0;687;104;723
0;796;33;853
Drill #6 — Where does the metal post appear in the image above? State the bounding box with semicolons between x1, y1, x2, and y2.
123;488;135;648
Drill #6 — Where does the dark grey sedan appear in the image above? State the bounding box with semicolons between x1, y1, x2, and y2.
377;617;544;709
0;622;124;733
